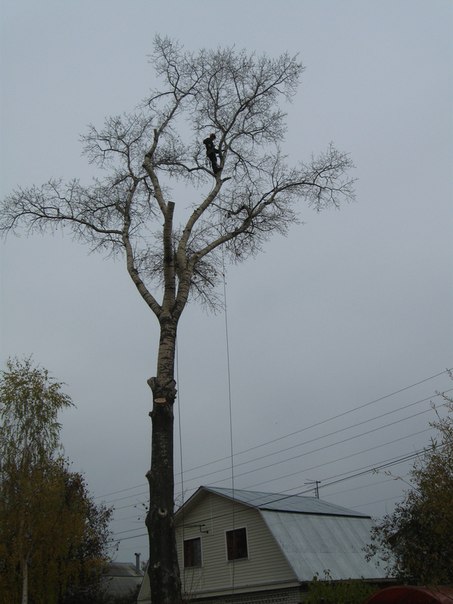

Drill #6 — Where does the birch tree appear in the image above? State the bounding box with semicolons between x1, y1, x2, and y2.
0;357;112;604
0;37;355;603
0;355;72;604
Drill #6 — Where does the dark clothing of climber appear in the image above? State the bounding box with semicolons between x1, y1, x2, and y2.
203;133;221;173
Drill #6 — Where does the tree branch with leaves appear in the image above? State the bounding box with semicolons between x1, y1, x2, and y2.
0;357;112;604
366;377;453;584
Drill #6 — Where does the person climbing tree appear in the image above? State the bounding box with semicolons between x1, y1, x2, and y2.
203;133;221;173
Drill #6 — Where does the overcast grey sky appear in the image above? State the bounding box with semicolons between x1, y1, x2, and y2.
1;0;452;563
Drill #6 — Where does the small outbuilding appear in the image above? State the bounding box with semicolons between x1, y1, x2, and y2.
102;561;143;601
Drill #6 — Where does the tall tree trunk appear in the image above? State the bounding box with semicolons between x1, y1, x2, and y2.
146;316;182;603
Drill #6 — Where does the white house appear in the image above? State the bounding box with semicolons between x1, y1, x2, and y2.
138;486;386;604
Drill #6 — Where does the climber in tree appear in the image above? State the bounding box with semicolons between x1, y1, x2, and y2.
203;133;221;174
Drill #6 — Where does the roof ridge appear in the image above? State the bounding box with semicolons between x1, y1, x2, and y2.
202;485;370;518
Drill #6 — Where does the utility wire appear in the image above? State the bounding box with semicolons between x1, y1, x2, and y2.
131;446;433;532
224;425;434;490
108;442;443;543
173;401;447;489
95;368;451;502
175;368;452;475
101;387;449;507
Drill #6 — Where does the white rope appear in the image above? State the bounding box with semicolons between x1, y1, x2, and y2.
222;258;236;594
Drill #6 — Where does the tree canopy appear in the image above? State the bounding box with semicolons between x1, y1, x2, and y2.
0;36;355;315
366;381;453;584
0;37;356;603
0;357;112;604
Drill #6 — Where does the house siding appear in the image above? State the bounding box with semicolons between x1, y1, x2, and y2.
177;491;297;599
188;585;303;604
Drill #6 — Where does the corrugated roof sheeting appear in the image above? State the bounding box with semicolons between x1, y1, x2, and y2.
203;486;369;518
261;510;383;581
102;563;143;599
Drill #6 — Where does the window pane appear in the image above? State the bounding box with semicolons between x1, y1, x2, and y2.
184;537;202;567
226;527;248;560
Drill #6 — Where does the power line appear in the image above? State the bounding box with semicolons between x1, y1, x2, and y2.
93;368;451;503
94;483;145;500
102;391;448;511
140;446;433;532
176;368;452;476
326;474;408;498
101;386;449;508
107;392;451;544
240;426;433;491
174;401;446;490
108;440;445;543
349;493;404;509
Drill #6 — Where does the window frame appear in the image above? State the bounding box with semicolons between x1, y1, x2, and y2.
183;536;203;568
225;526;249;561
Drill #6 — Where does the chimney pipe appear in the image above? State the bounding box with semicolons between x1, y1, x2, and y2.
134;552;141;573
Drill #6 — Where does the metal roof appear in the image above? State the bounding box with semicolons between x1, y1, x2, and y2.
261;509;383;580
202;486;370;518
102;563;143;598
190;486;383;581
172;486;385;583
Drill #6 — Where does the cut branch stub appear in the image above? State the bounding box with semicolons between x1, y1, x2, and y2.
147;376;177;406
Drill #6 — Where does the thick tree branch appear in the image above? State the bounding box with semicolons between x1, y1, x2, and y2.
162;201;176;315
122;184;162;317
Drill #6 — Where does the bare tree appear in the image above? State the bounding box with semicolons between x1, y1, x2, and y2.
0;37;355;603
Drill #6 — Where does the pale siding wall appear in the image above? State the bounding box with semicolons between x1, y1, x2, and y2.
190;586;303;604
176;492;297;598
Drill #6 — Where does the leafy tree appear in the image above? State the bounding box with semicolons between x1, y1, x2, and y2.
0;38;355;603
366;385;453;583
305;572;378;604
0;357;112;604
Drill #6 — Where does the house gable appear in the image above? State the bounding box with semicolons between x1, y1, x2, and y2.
176;489;298;599
138;486;386;602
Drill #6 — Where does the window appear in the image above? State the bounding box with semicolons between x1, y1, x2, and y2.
226;527;248;560
184;537;202;568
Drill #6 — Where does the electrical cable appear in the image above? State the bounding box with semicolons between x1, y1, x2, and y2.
102;388;449;508
174;367;453;476
131;445;434;532
103;373;451;548
108;441;445;544
94;368;451;502
222;425;434;490
173;400;447;490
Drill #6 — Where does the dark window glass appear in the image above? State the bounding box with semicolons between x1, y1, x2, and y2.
184;537;202;567
226;527;248;560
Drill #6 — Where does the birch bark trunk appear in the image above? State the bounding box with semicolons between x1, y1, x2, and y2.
144;198;182;603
